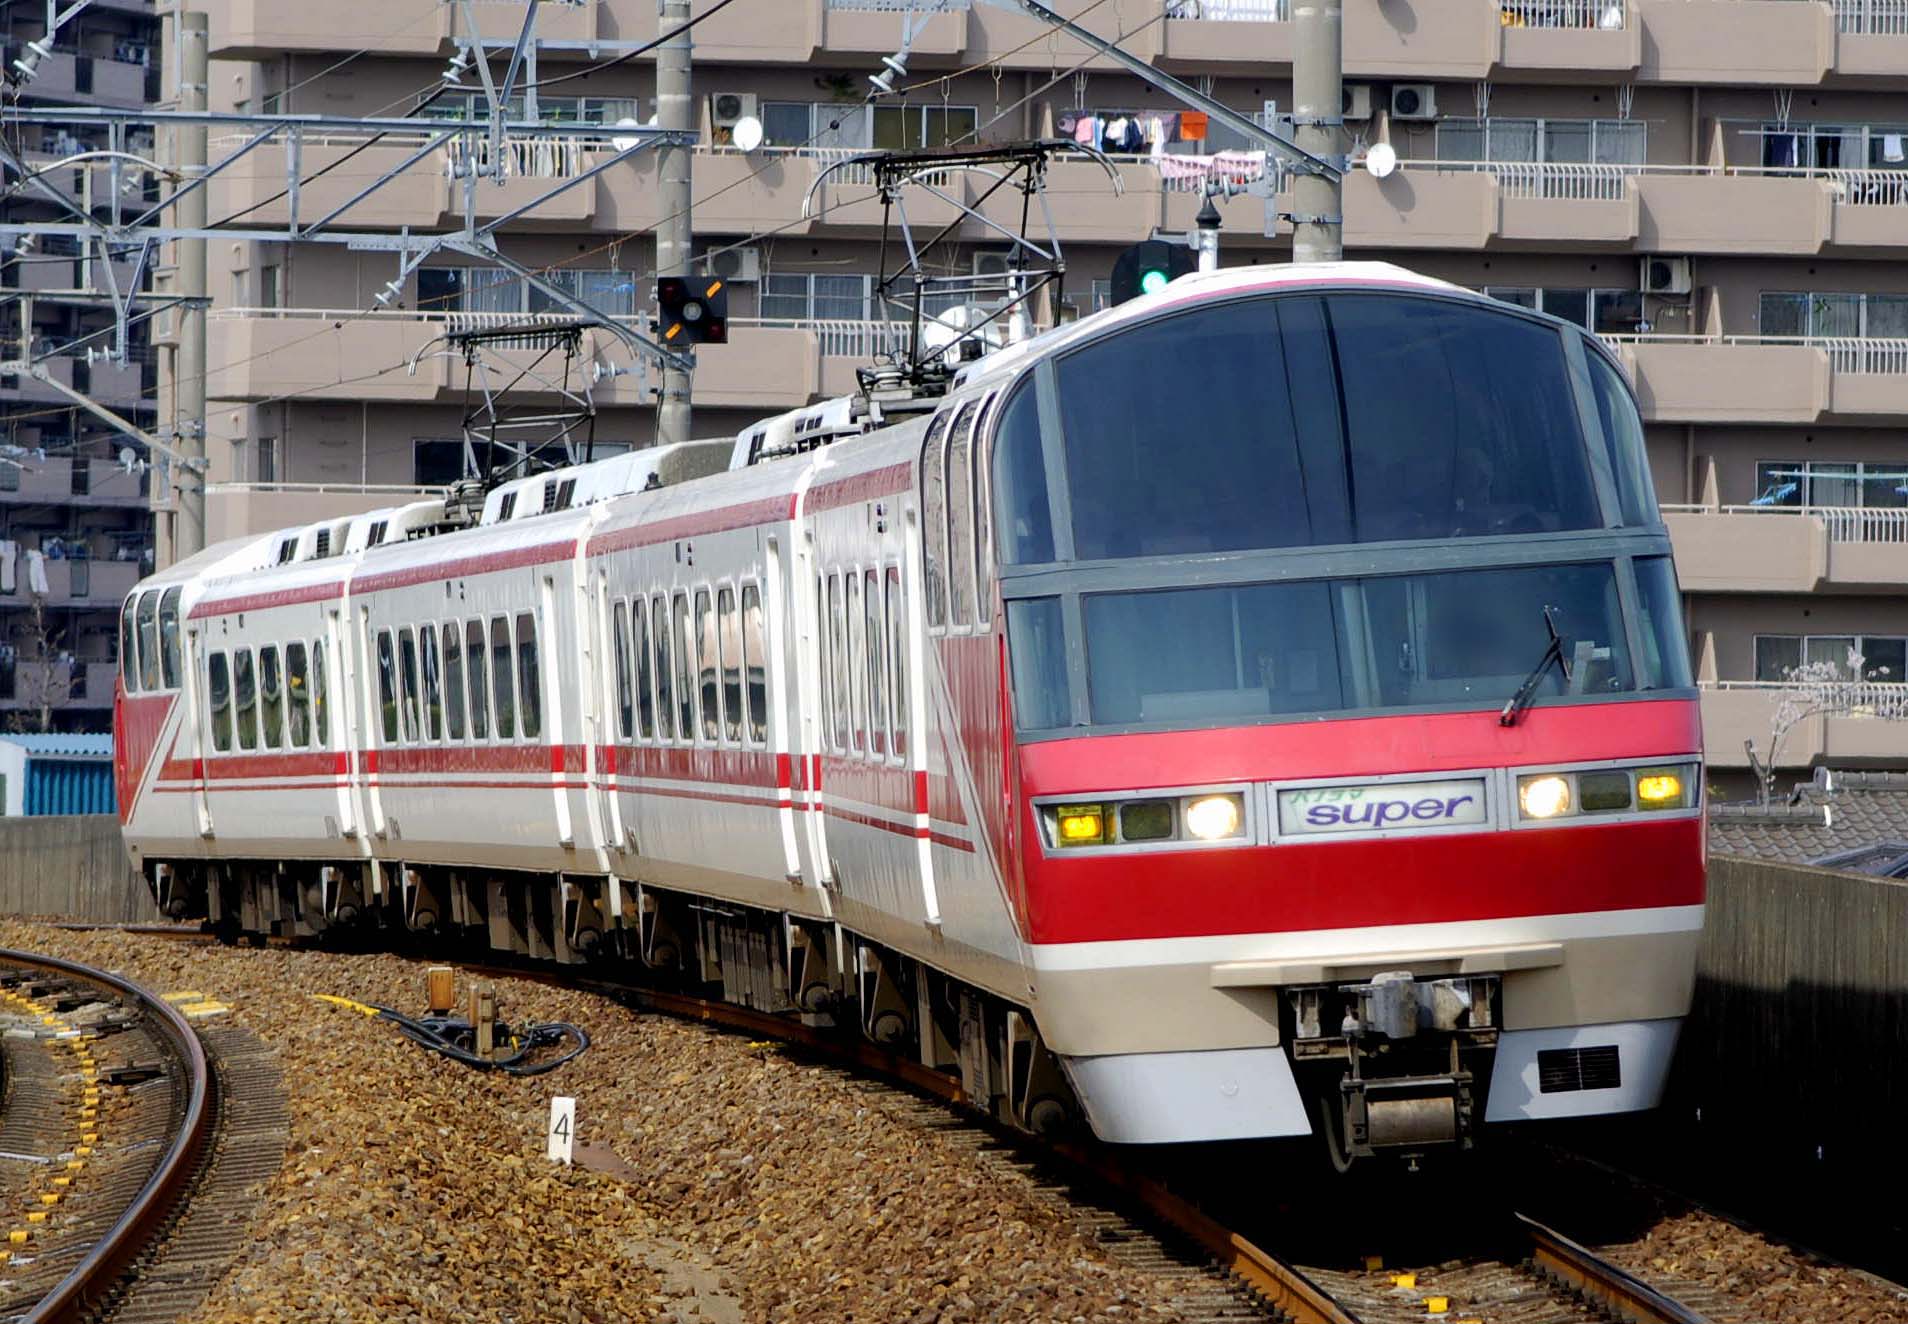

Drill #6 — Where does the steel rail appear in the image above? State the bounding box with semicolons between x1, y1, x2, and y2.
1520;1213;1713;1324
0;947;213;1324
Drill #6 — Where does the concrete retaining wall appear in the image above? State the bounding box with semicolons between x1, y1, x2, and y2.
1676;853;1908;1154
0;815;160;924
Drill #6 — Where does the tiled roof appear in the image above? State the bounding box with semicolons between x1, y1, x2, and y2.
1708;769;1908;865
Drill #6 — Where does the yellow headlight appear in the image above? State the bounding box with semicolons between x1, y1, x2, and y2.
1636;772;1684;807
1518;774;1572;819
1183;794;1243;841
1054;805;1107;846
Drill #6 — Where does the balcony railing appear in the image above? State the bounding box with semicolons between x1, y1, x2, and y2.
732;317;913;359
1165;0;1289;19
1499;0;1626;29
1662;503;1908;544
1397;157;1908;205
1605;333;1908;374
1834;0;1908;35
826;0;971;8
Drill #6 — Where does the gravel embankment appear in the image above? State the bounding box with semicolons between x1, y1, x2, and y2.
0;921;1194;1323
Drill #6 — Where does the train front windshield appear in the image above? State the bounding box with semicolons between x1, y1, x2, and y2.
994;288;1690;734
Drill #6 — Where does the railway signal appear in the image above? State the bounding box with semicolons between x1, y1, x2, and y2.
657;276;729;346
1110;239;1195;306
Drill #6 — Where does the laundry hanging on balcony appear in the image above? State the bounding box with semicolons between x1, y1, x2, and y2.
1153;150;1268;194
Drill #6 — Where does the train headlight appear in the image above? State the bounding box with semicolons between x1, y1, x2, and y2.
1183;794;1244;841
1052;804;1108;846
1517;774;1572;820
1119;800;1176;842
1636;770;1688;809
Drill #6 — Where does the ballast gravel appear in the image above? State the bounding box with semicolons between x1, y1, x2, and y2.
0;921;1193;1324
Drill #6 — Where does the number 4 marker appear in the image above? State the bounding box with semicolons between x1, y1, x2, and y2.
547;1096;576;1165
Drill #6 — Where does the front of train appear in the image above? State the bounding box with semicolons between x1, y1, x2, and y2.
996;263;1702;1165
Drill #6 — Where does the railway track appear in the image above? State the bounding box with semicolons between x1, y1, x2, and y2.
0;947;285;1324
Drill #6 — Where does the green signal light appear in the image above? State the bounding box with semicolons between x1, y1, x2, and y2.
1139;269;1170;295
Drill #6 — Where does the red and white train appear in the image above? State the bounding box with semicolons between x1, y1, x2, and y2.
116;262;1705;1163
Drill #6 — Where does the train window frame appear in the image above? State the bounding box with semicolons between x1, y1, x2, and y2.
258;644;284;750
694;587;719;744
612;598;635;741
970;397;996;627
635;596;657;742
946;396;989;631
516;612;541;740
741;581;767;746
119;596;139;695
864;567;888;757
653;593;676;742
285;642;311;748
136;591;161;691
398;626;422;743
718;584;742;746
421;624;444;742
490;615;517;740
207;651;232;752
672;591;695;744
886;566;908;760
828;571;850;751
159;587;183;688
442;623;466;741
465;619;490;740
311;636;330;748
920;409;956;632
376;629;400;745
847;569;867;754
233;647;259;752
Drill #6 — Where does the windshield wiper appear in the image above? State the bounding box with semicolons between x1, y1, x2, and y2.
1499;605;1573;727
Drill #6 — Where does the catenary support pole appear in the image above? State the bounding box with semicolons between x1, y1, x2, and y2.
655;0;693;446
171;9;209;562
1291;0;1344;264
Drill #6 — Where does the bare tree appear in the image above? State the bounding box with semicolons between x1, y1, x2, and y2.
1748;646;1908;805
6;594;71;734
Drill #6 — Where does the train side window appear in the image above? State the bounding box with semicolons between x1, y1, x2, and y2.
612;599;635;740
846;570;866;754
828;572;850;750
865;569;887;757
653;594;676;741
258;646;284;749
285;643;311;748
311;638;329;748
887;568;908;758
159;587;182;687
741;583;767;744
695;588;718;743
970;397;996;626
442;624;466;740
921;410;954;630
992;384;1053;566
815;577;832;749
465;620;490;739
947;400;982;628
672;592;695;741
136;591;160;691
207;652;232;752
376;630;399;744
398;627;422;743
635;598;656;741
119;596;139;695
516;613;541;740
718;586;741;745
421;626;444;741
490;616;516;739
233;648;258;751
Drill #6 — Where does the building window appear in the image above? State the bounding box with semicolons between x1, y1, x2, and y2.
1752;460;1908;508
1436;117;1646;166
1755;634;1908;682
1759;121;1908;170
416;266;637;317
255;436;278;484
1759;291;1908;340
760;273;871;322
1482;286;1644;334
258;264;281;309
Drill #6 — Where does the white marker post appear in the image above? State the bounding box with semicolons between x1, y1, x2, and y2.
547;1096;576;1164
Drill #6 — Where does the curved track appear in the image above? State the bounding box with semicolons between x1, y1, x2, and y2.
0;949;210;1324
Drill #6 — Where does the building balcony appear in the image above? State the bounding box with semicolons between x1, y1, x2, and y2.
0;556;141;609
1610;336;1908;425
1698;681;1908;770
1664;504;1908;595
206;482;447;546
10;49;151;107
0;459;148;509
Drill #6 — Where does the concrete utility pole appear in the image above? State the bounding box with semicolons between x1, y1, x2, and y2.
654;0;693;446
172;8;209;562
1291;0;1344;264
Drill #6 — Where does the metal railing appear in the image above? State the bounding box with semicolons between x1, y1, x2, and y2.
206;481;448;497
1605;333;1908;374
1499;0;1626;29
730;317;913;358
826;0;971;8
1165;0;1289;19
1491;160;1631;200
1833;0;1908;34
1661;502;1908;544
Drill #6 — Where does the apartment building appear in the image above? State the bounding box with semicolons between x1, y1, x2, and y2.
0;0;158;731
195;0;1908;791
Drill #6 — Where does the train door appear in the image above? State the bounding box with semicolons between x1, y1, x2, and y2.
327;605;370;852
589;572;627;865
180;626;212;837
351;602;389;839
790;530;834;892
757;537;810;892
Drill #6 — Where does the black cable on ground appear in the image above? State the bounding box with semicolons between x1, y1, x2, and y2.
316;994;589;1075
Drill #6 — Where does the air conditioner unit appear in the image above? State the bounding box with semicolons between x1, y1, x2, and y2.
1343;84;1374;122
703;246;761;283
973;250;1015;278
1389;83;1439;121
1640;256;1692;296
710;92;757;133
